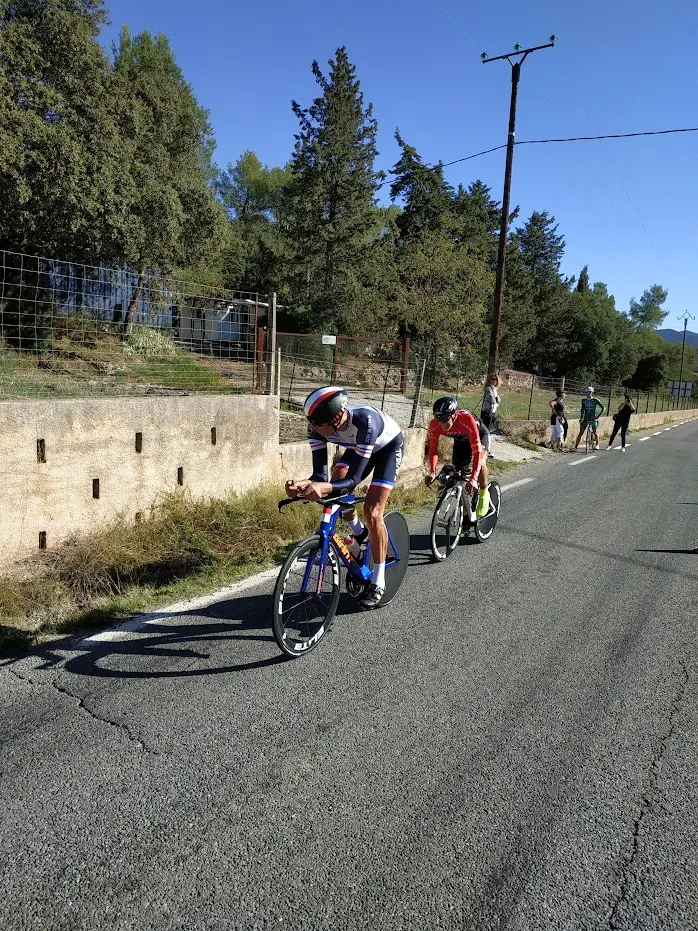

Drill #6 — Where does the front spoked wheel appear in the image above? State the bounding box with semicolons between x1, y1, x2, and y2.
474;479;501;542
585;427;593;454
272;535;340;658
430;486;463;561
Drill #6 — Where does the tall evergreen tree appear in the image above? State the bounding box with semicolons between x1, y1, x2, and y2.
285;47;383;331
390;132;454;240
576;265;590;293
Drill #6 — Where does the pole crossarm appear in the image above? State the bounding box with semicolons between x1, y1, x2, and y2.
481;40;556;65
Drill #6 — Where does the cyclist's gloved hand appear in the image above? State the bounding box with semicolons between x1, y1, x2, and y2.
424;472;436;487
465;479;478;496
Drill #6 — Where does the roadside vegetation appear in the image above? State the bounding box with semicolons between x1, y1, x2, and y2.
0;481;437;655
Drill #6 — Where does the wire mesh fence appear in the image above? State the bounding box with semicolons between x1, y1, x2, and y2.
0;250;272;397
277;343;425;442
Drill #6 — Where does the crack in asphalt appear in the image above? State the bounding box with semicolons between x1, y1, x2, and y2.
606;657;690;929
7;666;157;754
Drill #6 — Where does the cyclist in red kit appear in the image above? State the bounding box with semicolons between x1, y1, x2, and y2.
425;396;491;518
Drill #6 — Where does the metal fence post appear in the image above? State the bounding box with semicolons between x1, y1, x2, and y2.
381;357;393;409
255;327;265;392
331;339;339;383
400;337;410;395
287;357;296;403
645;391;650;413
607;383;613;415
265;292;277;394
409;360;426;428
527;373;535;420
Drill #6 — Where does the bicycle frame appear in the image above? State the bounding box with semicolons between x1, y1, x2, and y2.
437;470;476;523
292;494;403;595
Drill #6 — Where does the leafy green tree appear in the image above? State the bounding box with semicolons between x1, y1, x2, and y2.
218;151;290;226
0;0;125;347
0;0;119;261
217;152;291;295
285;47;384;331
110;28;227;331
628;284;669;331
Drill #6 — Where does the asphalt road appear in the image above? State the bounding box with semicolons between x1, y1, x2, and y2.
2;418;697;931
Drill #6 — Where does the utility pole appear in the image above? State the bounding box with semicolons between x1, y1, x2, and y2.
677;310;695;405
482;37;556;374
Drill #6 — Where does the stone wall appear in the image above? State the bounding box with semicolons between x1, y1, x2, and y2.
0;395;428;565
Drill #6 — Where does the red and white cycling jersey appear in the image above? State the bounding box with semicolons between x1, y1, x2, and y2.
427;409;486;481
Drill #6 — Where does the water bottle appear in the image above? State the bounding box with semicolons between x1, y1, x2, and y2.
344;535;362;559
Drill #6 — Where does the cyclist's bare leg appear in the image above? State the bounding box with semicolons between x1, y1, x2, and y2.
363;485;391;567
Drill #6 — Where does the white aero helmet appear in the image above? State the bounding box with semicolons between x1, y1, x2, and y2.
585;385;594;395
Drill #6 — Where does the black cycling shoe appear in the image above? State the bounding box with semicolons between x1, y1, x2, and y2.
360;583;385;610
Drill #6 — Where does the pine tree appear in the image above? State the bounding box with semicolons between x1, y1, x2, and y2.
389;132;454;240
576;265;590;293
628;284;669;330
285;47;383;331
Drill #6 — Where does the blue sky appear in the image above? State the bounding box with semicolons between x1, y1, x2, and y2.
101;0;698;331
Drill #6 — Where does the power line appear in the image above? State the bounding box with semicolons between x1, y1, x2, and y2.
377;125;698;190
430;0;479;48
441;126;698;168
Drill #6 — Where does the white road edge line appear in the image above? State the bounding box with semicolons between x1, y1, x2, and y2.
569;456;597;466
499;478;534;493
82;566;281;643
664;428;672;432
653;431;662;435
639;437;650;442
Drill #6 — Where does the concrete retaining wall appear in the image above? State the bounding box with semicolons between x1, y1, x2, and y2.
0;395;428;565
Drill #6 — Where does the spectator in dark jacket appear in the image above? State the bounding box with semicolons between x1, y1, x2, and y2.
606;394;635;451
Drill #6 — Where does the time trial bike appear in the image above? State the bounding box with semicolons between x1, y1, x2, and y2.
272;493;409;658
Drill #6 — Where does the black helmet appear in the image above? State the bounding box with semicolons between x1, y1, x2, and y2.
304;386;349;426
433;396;458;421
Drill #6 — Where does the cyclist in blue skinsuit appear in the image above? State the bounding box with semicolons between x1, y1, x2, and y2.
284;386;403;609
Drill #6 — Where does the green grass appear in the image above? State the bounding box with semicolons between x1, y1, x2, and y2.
0;481;435;656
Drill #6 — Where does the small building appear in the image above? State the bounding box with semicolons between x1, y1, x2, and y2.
178;297;265;350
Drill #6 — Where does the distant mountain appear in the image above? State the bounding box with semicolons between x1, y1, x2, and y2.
658;327;698;348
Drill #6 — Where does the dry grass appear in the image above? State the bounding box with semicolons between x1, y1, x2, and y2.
0;481;434;654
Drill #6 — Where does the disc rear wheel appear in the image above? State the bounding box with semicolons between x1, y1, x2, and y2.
474;479;501;543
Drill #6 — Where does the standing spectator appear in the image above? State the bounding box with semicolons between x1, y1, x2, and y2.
606;394;635;452
480;373;501;432
548;389;567;451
